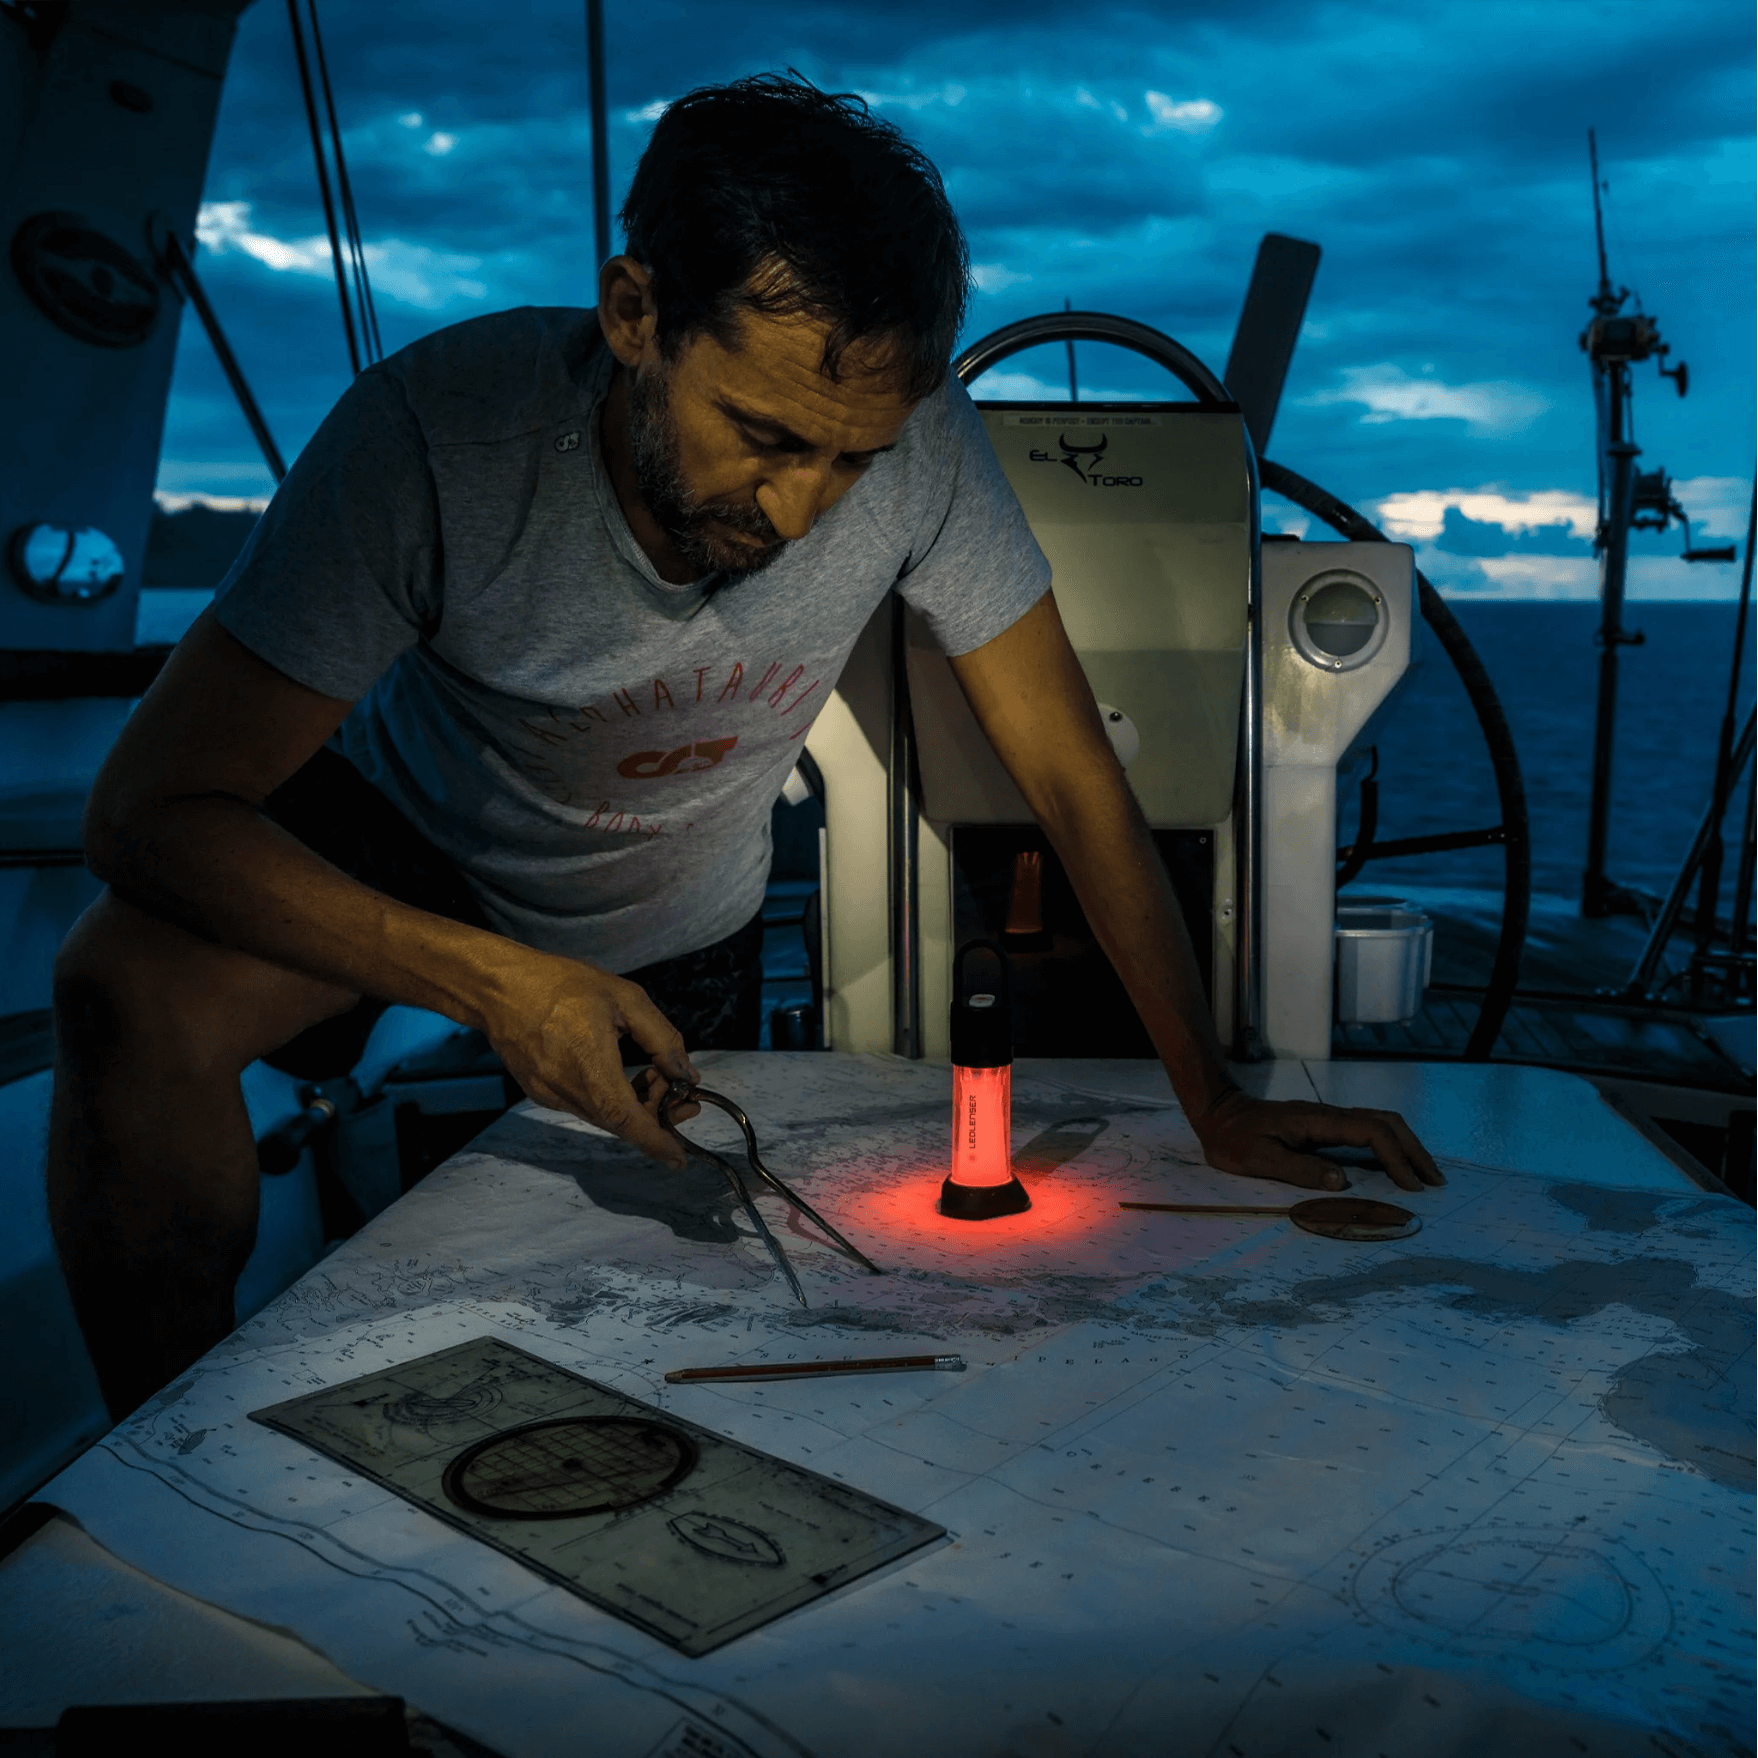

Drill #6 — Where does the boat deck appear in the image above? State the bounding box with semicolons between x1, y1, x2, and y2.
1336;884;1752;1089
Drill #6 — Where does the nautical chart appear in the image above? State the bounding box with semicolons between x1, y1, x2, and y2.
250;1335;943;1655
42;1053;1755;1758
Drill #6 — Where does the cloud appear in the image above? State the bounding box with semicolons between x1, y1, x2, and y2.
1374;488;1598;541
1672;475;1751;539
966;368;1065;399
194;201;488;310
1440;508;1589;556
1306;367;1549;432
971;262;1032;292
361;241;489;308
154;491;271;514
858;82;969;111
957;361;1189;401
154;457;281;499
1424;553;1598;599
1144;93;1222;134
1074;88;1128;123
157;0;1752;508
1623;555;1748;601
197;200;333;276
1421;550;1745;602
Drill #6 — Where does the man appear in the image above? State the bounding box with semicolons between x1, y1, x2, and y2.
51;76;1440;1422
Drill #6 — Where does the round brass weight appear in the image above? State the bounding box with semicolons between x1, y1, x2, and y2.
1286;1197;1420;1242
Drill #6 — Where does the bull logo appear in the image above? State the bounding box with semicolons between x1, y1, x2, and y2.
1056;432;1107;480
1027;429;1142;490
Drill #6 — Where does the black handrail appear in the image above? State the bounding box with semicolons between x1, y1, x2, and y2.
953;311;1231;405
1260;461;1531;1060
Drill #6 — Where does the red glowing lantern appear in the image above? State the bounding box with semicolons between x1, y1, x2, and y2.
941;940;1030;1220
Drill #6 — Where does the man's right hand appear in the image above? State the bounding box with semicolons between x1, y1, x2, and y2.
483;952;700;1168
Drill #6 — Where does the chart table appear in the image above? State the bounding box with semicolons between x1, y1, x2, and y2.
21;1053;1755;1757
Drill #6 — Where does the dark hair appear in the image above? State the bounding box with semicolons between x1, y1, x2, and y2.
620;74;969;400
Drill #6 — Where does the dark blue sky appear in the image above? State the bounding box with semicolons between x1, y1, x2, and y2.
157;0;1755;598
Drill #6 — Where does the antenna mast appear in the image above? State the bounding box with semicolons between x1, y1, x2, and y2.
1588;128;1612;302
1577;130;1724;919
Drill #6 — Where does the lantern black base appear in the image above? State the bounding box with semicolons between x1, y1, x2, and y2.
939;1174;1032;1220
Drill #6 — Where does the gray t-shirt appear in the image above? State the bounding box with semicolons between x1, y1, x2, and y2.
216;306;1049;973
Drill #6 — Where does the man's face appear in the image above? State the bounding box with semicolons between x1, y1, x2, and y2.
624;306;918;578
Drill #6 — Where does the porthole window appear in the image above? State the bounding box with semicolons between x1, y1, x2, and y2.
9;523;125;603
1289;569;1387;672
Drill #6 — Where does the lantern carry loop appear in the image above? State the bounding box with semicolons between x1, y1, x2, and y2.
951;938;1013;1068
659;1080;887;1305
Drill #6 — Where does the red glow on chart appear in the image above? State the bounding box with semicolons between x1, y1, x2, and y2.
831;1168;1267;1271
948;1063;1012;1188
852;1169;1106;1254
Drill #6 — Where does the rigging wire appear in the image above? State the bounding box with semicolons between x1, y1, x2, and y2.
1687;486;1758;972
1623;487;1758;999
308;0;381;364
287;0;355;375
287;0;380;375
160;230;287;484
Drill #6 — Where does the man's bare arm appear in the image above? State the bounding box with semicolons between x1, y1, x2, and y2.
85;613;694;1161
947;591;1442;1192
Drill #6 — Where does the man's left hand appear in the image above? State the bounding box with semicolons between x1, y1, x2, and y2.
1191;1090;1445;1194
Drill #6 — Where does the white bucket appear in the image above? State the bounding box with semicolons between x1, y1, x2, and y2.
1334;904;1433;1025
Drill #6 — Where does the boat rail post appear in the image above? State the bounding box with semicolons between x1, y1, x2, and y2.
1582;364;1638;919
1235;435;1265;1059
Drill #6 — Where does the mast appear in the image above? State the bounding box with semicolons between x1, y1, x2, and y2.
1578;131;1694;917
586;0;611;269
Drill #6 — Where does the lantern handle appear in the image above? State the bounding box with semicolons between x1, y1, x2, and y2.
953;937;1012;1010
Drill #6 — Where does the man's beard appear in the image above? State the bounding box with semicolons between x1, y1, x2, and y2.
625;364;788;579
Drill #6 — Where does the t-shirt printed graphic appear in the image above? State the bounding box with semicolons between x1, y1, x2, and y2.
215;306;1049;972
504;652;824;840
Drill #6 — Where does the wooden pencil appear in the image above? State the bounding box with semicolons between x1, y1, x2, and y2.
665;1353;964;1384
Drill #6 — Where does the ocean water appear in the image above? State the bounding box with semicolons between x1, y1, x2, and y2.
1345;600;1754;906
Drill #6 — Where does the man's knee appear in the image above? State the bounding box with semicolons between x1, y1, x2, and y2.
53;893;357;1080
55;901;236;1079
